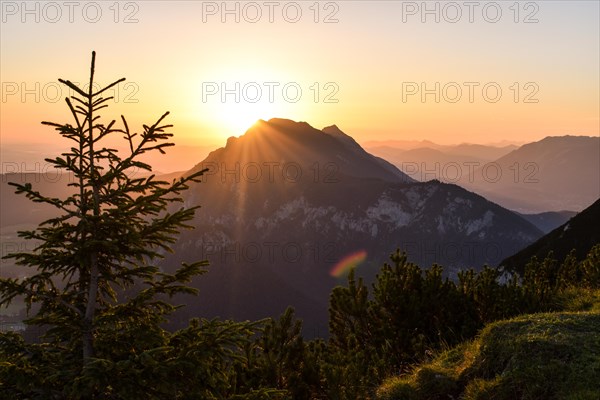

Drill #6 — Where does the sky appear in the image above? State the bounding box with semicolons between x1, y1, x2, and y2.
1;0;599;172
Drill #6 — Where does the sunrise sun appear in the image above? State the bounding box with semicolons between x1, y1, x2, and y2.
214;101;276;136
197;64;302;137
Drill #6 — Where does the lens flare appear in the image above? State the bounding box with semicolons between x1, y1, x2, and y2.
330;250;367;277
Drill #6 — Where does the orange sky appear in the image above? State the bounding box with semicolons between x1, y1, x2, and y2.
1;1;598;172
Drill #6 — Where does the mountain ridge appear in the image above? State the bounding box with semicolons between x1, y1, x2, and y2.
501;198;600;273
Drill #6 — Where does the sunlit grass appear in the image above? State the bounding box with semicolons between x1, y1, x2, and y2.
378;298;600;400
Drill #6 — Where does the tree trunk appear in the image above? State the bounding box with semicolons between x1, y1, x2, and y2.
83;253;99;362
83;52;99;364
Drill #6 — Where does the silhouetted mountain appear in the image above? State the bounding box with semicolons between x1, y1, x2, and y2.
362;139;440;151
191;119;413;184
365;141;516;160
462;136;600;213
517;210;577;234
501;198;600;273
365;146;488;182
448;143;519;160
363;140;518;160
163;119;543;334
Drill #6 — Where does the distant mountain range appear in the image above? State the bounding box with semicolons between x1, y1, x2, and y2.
364;141;517;184
367;135;599;213
517;211;577;234
363;140;519;159
501;198;600;274
463;136;599;213
364;146;489;183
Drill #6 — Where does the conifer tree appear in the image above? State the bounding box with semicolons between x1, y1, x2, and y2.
0;52;282;399
0;50;207;363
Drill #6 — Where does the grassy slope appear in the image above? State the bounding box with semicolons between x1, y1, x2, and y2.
378;303;600;400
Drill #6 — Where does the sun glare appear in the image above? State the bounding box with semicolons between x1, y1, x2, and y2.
197;64;301;137
215;101;275;136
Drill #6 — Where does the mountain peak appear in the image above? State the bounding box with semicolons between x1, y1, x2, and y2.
322;124;344;135
264;118;312;130
191;117;414;184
